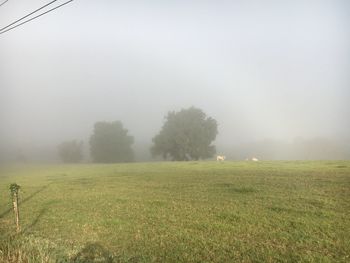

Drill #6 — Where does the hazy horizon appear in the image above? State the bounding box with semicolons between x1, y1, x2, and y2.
1;0;349;162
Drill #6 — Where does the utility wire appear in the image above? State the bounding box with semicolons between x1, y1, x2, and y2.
0;0;59;32
0;0;9;8
0;0;74;35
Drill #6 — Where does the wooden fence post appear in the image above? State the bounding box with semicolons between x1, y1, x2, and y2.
10;183;21;233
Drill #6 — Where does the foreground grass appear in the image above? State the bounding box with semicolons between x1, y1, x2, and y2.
0;161;349;262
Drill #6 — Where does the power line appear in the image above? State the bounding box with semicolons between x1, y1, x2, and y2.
0;0;59;32
0;0;9;8
0;0;74;35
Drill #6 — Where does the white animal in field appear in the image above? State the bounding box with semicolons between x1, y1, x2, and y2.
245;157;259;161
216;155;226;161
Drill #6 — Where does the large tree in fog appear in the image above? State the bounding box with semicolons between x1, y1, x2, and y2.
151;107;218;161
90;121;134;163
58;140;83;163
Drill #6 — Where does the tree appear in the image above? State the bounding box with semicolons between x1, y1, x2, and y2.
58;140;83;163
151;107;218;161
90;121;134;163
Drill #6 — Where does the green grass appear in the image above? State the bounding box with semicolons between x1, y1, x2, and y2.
0;161;349;262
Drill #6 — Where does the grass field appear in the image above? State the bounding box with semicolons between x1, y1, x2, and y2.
0;161;349;262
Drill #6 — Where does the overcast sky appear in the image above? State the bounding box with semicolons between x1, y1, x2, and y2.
1;0;349;159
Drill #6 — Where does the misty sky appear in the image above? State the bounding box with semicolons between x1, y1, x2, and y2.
1;0;349;159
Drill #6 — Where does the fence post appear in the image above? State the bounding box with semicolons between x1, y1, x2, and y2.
10;183;21;233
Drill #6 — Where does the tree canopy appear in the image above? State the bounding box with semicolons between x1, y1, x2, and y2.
58;140;83;163
90;121;134;163
151;107;218;161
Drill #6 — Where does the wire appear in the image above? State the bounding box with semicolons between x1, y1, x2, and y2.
0;0;59;32
0;0;74;35
0;0;9;8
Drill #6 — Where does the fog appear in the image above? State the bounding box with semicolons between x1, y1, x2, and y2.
1;0;349;162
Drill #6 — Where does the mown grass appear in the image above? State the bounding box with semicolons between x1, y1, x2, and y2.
0;161;349;262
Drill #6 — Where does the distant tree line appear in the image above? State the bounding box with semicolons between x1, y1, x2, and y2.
58;107;218;163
